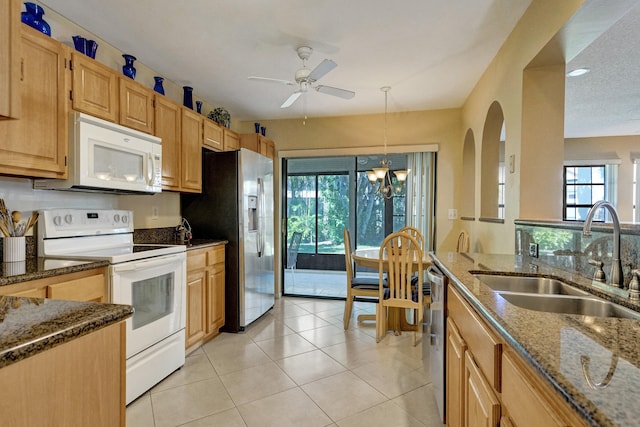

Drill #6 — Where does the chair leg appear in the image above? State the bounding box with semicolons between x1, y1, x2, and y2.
343;296;353;330
376;304;387;343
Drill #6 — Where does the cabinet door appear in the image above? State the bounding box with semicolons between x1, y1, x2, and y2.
206;246;225;334
71;52;118;122
239;133;259;152
119;77;153;134
186;271;206;348
47;272;106;302
155;96;181;190
0;0;20;119
447;318;467;427
0;26;68;178
203;119;223;151
465;351;500;427
180;108;203;193
223;129;239;151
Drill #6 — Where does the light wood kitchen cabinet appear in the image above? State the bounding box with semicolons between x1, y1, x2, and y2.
186;245;226;352
181;107;203;193
465;351;500;427
0;321;126;426
119;76;154;134
446;317;466;427
239;133;275;159
501;349;585;427
70;52;118;123
224;128;240;151
203;118;224;151
0;26;68;178
0;0;21;119
0;267;108;302
155;95;182;190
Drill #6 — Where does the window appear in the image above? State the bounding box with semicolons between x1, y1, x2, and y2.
563;165;606;220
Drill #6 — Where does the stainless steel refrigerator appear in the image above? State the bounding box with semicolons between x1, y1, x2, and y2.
181;148;275;332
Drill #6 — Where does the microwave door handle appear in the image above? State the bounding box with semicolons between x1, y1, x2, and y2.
146;153;154;185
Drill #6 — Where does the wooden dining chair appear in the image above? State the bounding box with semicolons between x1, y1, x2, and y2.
456;230;470;253
376;231;427;345
343;228;381;329
399;226;424;250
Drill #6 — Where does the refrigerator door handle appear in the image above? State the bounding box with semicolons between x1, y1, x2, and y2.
257;177;264;257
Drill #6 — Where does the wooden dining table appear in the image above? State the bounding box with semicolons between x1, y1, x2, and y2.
351;248;432;333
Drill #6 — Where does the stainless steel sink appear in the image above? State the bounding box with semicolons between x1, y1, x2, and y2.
474;274;589;296
498;293;640;320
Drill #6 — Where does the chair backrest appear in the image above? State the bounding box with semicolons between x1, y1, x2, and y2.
287;232;302;268
399;226;424;250
343;228;355;281
379;231;424;306
456;230;470;253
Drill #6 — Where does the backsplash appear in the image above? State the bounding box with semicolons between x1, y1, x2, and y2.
515;219;640;288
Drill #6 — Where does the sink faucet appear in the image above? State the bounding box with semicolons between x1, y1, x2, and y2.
583;200;624;288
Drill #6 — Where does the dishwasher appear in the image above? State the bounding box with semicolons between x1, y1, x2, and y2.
427;264;447;423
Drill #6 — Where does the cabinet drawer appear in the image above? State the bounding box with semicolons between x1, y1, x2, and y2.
448;286;502;391
206;246;225;266
47;273;106;302
187;249;207;271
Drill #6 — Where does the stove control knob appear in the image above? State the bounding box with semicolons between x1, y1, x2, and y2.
113;214;120;223
121;215;129;224
53;215;62;226
64;214;73;224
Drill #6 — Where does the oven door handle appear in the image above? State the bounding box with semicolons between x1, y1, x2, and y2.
112;255;181;272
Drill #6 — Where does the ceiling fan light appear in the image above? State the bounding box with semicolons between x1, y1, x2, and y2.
373;167;388;180
395;170;409;182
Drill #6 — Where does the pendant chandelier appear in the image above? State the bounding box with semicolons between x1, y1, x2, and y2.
366;86;409;199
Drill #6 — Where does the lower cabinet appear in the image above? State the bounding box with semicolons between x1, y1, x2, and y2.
0;321;126;426
186;245;225;351
446;284;588;427
0;267;107;302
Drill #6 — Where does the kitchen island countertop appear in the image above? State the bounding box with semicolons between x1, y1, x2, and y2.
0;258;109;287
0;296;132;368
431;251;640;427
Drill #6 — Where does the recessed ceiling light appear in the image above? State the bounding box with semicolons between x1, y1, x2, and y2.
566;68;590;77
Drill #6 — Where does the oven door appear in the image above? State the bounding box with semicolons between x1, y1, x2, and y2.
111;252;186;358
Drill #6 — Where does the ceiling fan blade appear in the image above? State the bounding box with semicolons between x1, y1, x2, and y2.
308;59;337;82
280;91;303;108
248;76;295;86
315;85;355;100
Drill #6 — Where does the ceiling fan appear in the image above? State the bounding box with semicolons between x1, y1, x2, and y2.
248;46;355;108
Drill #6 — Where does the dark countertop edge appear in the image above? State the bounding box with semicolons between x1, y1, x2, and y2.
0;259;110;287
0;300;133;369
431;253;606;427
185;240;228;250
515;218;640;234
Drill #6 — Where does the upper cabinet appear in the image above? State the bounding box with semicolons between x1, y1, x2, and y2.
119;77;154;134
240;133;275;159
224;128;239;151
0;0;21;119
155;95;182;191
0;26;69;178
180;108;203;193
203;119;223;151
70;52;118;122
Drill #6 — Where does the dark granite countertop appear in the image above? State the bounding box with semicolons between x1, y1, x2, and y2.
431;251;640;427
0;296;132;368
0;258;109;287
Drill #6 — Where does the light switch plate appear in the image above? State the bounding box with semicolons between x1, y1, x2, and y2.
529;242;539;258
448;209;458;220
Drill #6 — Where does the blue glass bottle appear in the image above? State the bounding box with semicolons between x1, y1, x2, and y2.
21;2;51;36
153;77;165;95
195;101;203;114
183;86;193;109
122;54;137;79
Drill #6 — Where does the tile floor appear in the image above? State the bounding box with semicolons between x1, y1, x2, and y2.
126;297;444;427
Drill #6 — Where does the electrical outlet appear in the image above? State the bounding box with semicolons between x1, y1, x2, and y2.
448;209;458;220
529;242;539;258
151;206;159;220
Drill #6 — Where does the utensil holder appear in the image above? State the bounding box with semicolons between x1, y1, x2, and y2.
4;260;26;276
3;236;26;262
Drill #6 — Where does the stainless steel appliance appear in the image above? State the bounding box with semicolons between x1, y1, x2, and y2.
181;148;274;332
38;208;186;404
34;112;162;194
427;263;447;423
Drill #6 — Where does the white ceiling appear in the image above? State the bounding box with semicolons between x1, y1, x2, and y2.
38;0;640;138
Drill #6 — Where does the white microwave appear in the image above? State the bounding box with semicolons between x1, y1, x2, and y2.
34;112;162;194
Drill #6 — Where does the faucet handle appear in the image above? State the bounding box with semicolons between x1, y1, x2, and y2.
630;269;640;301
588;259;606;283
